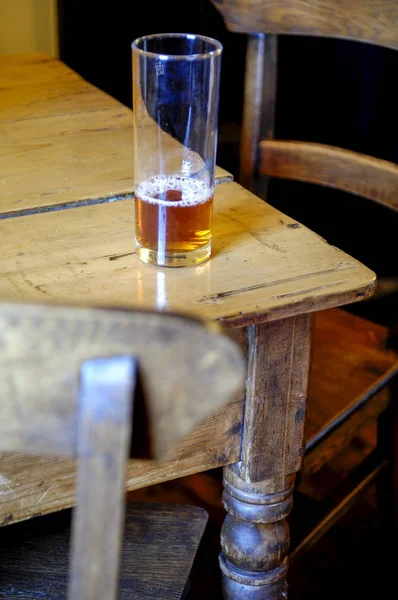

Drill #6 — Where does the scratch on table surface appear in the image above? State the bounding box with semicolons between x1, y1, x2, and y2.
35;482;58;506
16;259;50;296
0;474;14;497
198;264;354;304
0;474;11;487
23;275;49;296
34;473;75;507
274;280;350;300
6;275;24;296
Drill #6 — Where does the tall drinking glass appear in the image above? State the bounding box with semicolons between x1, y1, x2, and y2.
132;33;222;267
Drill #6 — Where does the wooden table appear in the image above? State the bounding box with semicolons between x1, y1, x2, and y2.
0;53;232;217
0;54;376;598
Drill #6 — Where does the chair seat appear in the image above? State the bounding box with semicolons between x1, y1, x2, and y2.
299;307;398;485
0;503;208;599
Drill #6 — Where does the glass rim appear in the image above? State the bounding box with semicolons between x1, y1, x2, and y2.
131;32;223;60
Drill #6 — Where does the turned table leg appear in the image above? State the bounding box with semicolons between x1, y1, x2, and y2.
220;315;312;599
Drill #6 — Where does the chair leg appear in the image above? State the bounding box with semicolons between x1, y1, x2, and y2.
219;316;312;599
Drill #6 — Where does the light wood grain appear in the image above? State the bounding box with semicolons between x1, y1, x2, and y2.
211;0;398;49
0;54;120;121
260;140;398;211
0;182;376;326
0;54;232;216
0;400;243;526
0;106;135;212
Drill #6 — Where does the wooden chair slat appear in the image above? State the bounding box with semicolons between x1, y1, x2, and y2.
68;356;136;600
212;0;398;49
260;140;398;211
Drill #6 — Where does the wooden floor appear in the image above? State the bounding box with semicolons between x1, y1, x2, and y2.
127;423;396;600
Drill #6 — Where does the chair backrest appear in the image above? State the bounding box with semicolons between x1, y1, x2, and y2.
211;0;398;211
0;301;245;600
212;0;398;48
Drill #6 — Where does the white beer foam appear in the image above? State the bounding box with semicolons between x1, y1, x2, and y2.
136;175;212;207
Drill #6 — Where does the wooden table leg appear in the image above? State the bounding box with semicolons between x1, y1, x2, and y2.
220;315;312;599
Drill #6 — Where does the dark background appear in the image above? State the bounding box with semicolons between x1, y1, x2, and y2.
58;0;398;329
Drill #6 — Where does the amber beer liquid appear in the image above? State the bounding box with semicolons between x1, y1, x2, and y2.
135;175;213;266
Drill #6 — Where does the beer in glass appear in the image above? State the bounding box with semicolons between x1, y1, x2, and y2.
132;33;222;267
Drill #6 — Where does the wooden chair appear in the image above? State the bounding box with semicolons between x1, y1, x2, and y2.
210;0;398;557
0;301;245;599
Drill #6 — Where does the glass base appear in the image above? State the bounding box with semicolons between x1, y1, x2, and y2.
136;241;211;267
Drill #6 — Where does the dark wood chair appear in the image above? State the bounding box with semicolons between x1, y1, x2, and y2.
0;301;245;599
211;0;398;558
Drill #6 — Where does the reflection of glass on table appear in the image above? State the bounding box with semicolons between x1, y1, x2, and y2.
132;33;222;267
